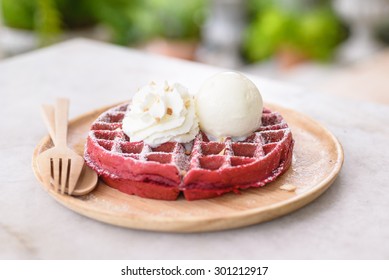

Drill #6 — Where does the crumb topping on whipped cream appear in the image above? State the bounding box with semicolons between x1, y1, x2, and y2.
122;81;199;147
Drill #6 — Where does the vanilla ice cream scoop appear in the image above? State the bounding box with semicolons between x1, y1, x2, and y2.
195;72;263;139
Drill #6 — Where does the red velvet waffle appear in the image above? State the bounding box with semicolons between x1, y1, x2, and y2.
85;103;294;200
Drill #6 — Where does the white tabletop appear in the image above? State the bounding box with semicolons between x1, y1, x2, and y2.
1;39;388;260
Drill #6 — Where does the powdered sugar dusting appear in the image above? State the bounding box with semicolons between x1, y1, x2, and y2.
79;192;130;213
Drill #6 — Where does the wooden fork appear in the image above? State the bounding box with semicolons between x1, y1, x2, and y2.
37;98;84;195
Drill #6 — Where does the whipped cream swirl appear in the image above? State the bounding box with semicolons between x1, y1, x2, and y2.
122;81;199;147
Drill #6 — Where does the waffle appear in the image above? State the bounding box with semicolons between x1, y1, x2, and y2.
85;103;294;200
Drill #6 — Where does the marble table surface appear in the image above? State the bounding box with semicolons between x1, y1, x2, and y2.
1;39;388;260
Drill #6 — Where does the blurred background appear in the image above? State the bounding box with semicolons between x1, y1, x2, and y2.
1;0;389;103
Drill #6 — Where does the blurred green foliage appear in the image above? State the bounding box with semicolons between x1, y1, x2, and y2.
91;0;205;44
2;0;36;30
2;0;96;45
35;0;61;45
2;0;347;62
243;0;348;62
1;0;205;45
376;20;389;45
1;0;96;29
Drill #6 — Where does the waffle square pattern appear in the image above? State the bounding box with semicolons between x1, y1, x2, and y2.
85;103;294;200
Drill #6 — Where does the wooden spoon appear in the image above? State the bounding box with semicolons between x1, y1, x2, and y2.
38;99;98;196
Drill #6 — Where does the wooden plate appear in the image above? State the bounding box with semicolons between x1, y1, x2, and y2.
32;103;343;232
